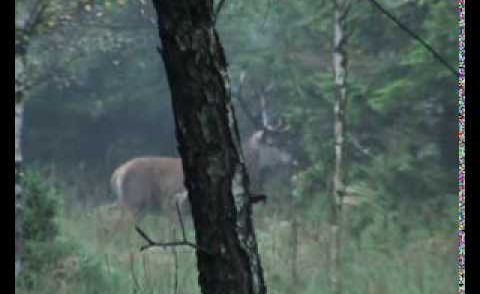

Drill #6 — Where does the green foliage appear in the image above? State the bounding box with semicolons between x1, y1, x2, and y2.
20;0;457;293
17;171;114;294
23;170;61;242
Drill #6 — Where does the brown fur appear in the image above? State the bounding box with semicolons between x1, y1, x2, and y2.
111;157;185;221
109;131;293;226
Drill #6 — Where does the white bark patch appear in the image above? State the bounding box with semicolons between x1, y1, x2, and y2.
15;101;24;282
230;165;263;294
226;103;246;164
208;28;215;53
232;170;247;209
15;56;26;96
15;102;24;163
226;104;236;132
221;68;231;97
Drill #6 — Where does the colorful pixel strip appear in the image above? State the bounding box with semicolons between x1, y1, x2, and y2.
457;0;465;293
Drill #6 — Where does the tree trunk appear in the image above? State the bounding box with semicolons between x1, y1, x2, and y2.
330;1;350;294
15;41;27;281
15;2;36;280
151;2;266;294
14;0;85;282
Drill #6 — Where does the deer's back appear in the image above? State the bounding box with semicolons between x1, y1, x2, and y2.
111;157;185;215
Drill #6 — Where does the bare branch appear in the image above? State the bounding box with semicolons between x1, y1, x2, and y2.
214;0;227;20
364;0;458;77
135;200;211;253
24;0;48;32
348;134;372;157
135;226;198;251
175;201;188;242
250;194;267;204
135;225;157;245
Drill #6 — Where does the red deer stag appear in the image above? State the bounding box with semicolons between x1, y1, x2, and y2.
109;129;294;226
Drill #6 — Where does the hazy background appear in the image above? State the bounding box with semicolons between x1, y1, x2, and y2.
18;0;458;293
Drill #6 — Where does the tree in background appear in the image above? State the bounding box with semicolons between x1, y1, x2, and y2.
15;0;52;280
15;0;132;280
330;0;351;293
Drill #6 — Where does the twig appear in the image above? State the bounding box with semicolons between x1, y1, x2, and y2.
214;0;227;21
135;201;210;253
135;226;198;251
175;201;188;242
24;0;48;34
348;134;372;157
250;194;267;205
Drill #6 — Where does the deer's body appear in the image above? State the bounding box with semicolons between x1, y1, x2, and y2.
110;130;293;223
111;157;185;219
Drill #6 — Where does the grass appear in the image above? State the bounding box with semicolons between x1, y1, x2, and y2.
17;173;456;294
50;205;455;294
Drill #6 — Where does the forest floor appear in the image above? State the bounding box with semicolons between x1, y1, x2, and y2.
34;204;456;294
